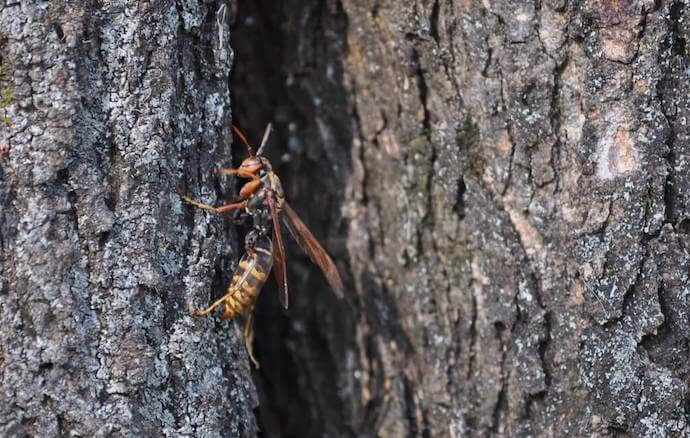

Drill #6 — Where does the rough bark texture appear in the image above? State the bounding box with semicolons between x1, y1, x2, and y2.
3;0;690;437
231;1;690;437
0;1;259;436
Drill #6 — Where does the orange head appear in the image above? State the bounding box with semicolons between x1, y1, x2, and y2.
238;156;264;175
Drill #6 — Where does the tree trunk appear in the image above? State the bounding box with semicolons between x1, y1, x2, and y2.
0;1;259;436
3;0;689;437
232;1;690;437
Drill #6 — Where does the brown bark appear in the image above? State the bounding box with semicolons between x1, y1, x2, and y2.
233;1;690;437
3;0;689;436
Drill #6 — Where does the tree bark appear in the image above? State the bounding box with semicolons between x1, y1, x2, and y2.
231;1;690;437
0;1;259;436
3;0;690;437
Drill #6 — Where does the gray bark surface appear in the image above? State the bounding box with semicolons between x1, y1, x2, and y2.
0;1;258;436
231;1;690;437
2;0;690;437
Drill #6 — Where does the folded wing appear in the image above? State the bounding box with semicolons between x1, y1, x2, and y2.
282;203;344;298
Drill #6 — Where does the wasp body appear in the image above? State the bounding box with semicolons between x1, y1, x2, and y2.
192;229;272;368
182;123;344;368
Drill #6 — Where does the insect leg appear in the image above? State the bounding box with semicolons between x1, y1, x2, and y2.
217;167;261;180
191;293;232;317
238;179;261;199
244;306;260;369
180;193;247;213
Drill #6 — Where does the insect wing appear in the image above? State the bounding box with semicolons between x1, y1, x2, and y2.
282;203;344;298
268;194;289;309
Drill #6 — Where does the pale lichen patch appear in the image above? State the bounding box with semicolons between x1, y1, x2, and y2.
601;31;638;64
496;128;512;156
596;109;639;180
379;128;401;159
507;207;543;257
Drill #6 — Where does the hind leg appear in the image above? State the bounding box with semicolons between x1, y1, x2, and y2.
243;306;260;369
192;291;237;319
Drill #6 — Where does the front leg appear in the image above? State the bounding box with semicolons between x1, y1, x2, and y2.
180;192;248;213
217;167;260;180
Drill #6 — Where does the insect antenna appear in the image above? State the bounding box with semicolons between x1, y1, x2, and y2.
232;124;255;156
256;123;272;156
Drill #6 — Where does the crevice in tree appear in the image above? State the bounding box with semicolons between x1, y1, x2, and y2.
230;1;357;436
490;320;508;433
402;376;419;437
453;176;466;218
539;310;552;388
429;0;441;45
412;47;431;137
657;0;686;227
51;23;65;42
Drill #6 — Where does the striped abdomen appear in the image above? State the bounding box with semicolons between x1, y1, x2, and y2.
221;233;273;319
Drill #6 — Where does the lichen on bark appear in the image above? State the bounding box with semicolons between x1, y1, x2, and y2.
3;0;690;436
0;1;257;436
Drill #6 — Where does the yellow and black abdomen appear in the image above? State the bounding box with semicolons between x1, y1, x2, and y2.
221;233;273;319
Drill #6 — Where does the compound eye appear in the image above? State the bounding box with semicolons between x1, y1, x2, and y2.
240;157;263;173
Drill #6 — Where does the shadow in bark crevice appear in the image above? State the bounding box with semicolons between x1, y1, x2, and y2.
230;1;356;436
